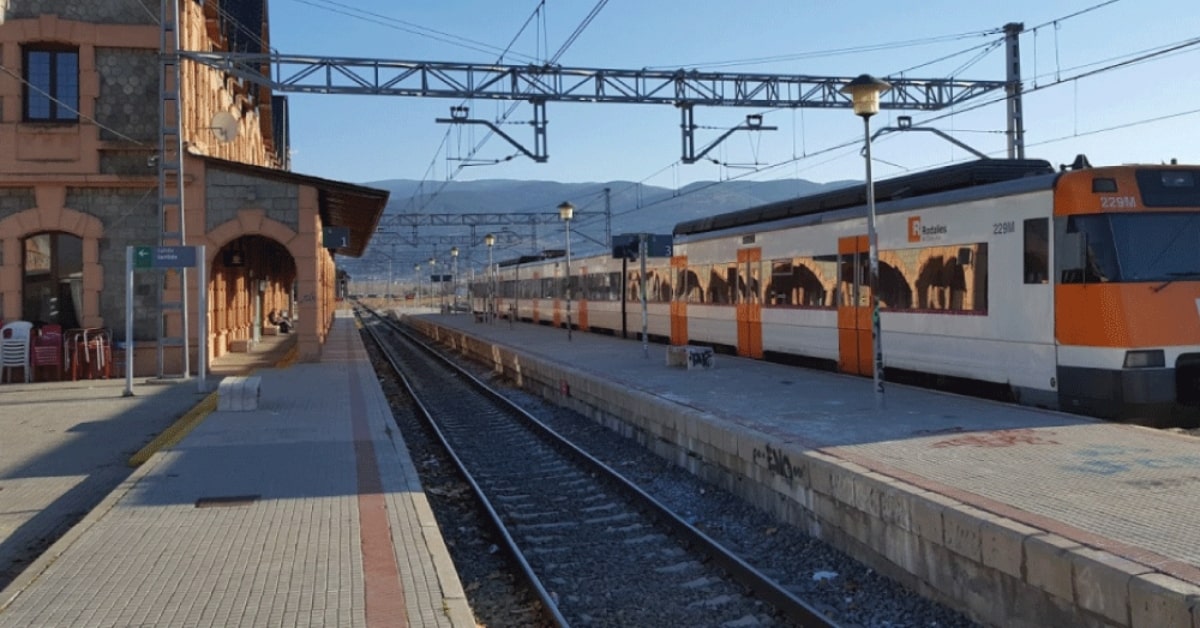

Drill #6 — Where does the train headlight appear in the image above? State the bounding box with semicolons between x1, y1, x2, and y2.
1123;349;1165;368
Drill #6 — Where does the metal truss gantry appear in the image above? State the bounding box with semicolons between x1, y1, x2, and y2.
370;211;606;254
178;48;1019;163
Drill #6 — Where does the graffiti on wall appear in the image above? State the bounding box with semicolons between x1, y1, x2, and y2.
753;444;801;483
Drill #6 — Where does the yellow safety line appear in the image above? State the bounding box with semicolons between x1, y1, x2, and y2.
126;391;217;467
126;340;300;467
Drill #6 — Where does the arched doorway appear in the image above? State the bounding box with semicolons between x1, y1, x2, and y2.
22;231;82;329
211;235;297;355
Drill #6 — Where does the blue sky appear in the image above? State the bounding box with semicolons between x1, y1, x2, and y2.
267;1;1200;190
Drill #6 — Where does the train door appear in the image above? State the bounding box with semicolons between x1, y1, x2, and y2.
670;255;688;345
531;270;541;324
577;265;589;331
736;248;763;358
837;236;872;376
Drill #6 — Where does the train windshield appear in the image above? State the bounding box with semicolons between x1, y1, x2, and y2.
1060;212;1200;283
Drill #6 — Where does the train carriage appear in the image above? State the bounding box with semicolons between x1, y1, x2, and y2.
479;251;675;340
472;157;1200;425
672;158;1200;424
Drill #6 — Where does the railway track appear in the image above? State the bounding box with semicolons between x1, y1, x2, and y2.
357;307;836;627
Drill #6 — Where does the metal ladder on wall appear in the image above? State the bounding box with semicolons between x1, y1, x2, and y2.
156;0;190;378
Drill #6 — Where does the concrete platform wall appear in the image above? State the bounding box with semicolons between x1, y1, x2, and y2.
406;318;1197;628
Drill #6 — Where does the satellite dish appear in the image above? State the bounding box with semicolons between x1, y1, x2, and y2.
210;111;239;143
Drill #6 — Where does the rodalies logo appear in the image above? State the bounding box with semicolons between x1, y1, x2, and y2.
908;216;947;242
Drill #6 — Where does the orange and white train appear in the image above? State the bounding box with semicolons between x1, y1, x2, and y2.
472;158;1200;425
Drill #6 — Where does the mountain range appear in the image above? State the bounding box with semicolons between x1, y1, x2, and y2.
345;176;858;279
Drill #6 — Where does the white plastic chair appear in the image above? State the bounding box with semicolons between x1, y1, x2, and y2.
1;321;34;383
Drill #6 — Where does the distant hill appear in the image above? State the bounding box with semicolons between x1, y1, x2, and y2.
344;176;858;280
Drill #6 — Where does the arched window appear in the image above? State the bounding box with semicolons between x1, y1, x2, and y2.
22;232;82;328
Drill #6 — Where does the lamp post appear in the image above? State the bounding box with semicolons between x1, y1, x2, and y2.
414;264;422;308
450;246;459;313
841;74;891;410
429;256;441;312
484;233;495;323
558;201;574;341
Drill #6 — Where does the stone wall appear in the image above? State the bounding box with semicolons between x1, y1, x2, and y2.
95;47;157;143
0;187;35;221
64;187;159;339
4;0;158;25
206;167;299;234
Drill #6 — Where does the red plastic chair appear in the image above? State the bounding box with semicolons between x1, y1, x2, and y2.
67;328;111;380
32;325;64;381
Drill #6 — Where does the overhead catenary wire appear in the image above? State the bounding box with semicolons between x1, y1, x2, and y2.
400;0;611;219
286;0;541;63
325;0;1183;262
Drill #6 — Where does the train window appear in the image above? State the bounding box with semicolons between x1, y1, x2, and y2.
706;264;737;305
903;244;988;312
1057;215;1119;283
682;264;705;303
653;267;672;302
741;260;762;304
1162;172;1195;188
1024;218;1049;284
1136;169;1200;207
878;258;913;310
766;257;837;307
767;260;793;305
837;252;859;307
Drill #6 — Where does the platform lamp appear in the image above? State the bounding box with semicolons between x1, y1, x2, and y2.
558;201;574;341
450;246;459;313
841;73;891;411
484;233;496;323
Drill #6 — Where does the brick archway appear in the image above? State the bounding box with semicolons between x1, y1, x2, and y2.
0;205;104;325
206;209;302;359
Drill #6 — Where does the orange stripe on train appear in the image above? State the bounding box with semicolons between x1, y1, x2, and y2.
1055;284;1200;347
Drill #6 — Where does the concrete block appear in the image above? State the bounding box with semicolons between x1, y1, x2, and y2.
811;492;842;529
910;492;956;544
218;375;262;411
1129;572;1200;628
881;524;926;579
1072;547;1151;625
825;458;868;506
806;452;839;497
851;473;884;519
877;478;918;532
1025;533;1082;602
665;344;714;369
979;514;1040;580
941;504;986;563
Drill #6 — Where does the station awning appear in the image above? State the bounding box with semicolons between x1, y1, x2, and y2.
200;156;389;257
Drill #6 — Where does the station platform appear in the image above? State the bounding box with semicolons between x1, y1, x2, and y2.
405;312;1200;628
0;313;474;627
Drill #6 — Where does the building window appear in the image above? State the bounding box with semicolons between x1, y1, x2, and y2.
23;45;80;122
